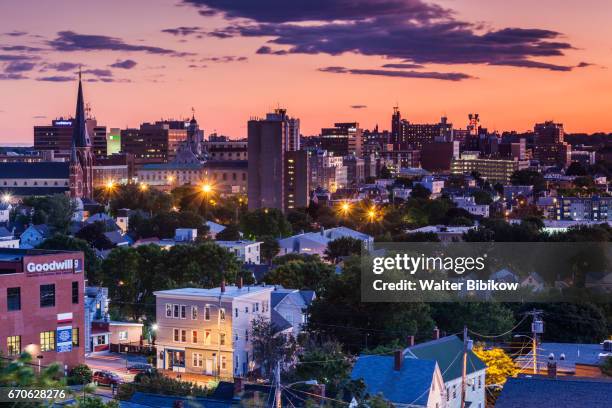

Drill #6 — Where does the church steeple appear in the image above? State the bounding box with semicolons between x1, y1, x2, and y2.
72;68;91;148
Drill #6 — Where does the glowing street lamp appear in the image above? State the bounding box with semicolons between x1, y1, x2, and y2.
367;207;378;223
139;183;148;192
339;201;352;217
1;193;11;203
201;183;213;194
105;180;115;190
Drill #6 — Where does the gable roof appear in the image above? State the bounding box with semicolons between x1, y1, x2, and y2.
0;162;70;179
495;377;612;408
406;335;486;382
271;309;292;333
351;355;437;406
0;227;13;238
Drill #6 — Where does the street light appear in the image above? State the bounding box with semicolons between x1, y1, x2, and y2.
338;201;352;217
201;183;213;194
367;207;378;223
139;183;148;192
2;193;12;203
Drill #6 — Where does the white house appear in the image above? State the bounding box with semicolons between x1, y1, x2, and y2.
0;202;11;223
206;221;227;239
452;196;490;218
405;225;476;242
520;272;546;292
415;176;445;198
277;226;373;257
0;227;18;249
154;284;274;378
271;287;316;337
216;240;261;264
19;224;50;248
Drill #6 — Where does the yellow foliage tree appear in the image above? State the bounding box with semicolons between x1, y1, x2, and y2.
472;345;518;386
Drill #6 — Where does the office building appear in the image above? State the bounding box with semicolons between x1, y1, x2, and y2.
533;121;571;167
556;196;611;221
248;110;308;212
420;141;460;172
154;284;274;378
391;107;452;149
92;153;134;187
121;119;191;165
34;118;106;161
0;249;85;368
203;140;248;161
320;122;363;157
451;153;528;184
308;150;347;193
106;128;121;156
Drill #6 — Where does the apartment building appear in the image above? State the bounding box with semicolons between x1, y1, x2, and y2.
154;284;274;379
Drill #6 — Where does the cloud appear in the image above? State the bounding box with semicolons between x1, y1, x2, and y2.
48;31;194;57
0;54;34;61
36;75;74;82
1;45;43;52
488;59;573;71
3;30;28;37
82;68;113;78
201;55;247;62
182;0;576;71
577;62;593;68
350;104;367;109
110;59;137;69
256;46;288;55
382;63;424;69
32;115;47;119
188;64;207;69
0;73;27;80
44;62;81;72
4;61;36;73
162;26;204;36
319;66;473;81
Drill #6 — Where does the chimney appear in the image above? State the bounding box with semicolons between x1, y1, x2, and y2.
394;350;403;371
234;377;244;395
238;276;243;289
221;280;226;293
547;362;557;379
433;327;440;340
320;227;325;236
407;335;415;347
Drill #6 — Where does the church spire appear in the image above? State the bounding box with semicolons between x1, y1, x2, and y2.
72;69;91;148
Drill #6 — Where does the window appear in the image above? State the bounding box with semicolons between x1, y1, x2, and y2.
446;388;449;402
219;308;226;321
452;385;457;399
193;353;203;367
40;284;55;308
245;306;249;314
221;356;227;370
7;336;20;355
118;331;128;341
192;330;198;343
235;308;238;318
166;304;172;318
40;331;55;351
204;330;211;345
173;328;180;342
192;306;198;320
180;305;187;319
245;329;249;341
7;287;20;311
219;333;226;346
73;328;80;346
478;375;482;389
173;304;180;318
181;329;187;343
255;303;259;312
204;306;210;320
72;281;79;304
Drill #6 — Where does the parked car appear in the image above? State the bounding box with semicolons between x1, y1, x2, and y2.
127;363;153;374
92;371;121;387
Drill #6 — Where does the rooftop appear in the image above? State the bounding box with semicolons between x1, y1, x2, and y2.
0;248;81;262
154;285;274;299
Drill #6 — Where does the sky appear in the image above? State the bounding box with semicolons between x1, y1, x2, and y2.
1;0;611;144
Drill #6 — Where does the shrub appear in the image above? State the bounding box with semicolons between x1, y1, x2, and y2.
68;364;93;385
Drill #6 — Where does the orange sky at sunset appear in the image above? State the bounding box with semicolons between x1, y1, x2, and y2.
1;0;611;144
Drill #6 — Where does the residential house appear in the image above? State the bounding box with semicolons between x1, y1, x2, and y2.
489;268;519;284
452;196;489;218
206;221;227;239
216;241;261;264
520;272;546;292
154;283;274;378
271;287;316;337
19;224;50;248
0;226;18;248
405;225;476;242
406;335;487;408
495;376;612;408
277;227;373;257
585;272;612;293
415;176;445;198
351;350;445;408
0;201;11;223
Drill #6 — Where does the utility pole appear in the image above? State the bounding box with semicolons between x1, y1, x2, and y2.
460;325;468;408
274;361;282;408
527;309;544;375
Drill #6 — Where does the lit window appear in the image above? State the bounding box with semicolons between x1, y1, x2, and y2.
192;330;198;343
7;336;21;355
219;308;226;321
73;328;80;346
40;331;55;351
219;333;226;346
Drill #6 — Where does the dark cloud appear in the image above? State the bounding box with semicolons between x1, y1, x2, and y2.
32;115;47;119
188;64;207;69
183;0;576;72
82;68;113;78
162;26;204;36
319;66;473;81
201;55;247;62
350;104;367;109
256;46;288;55
4;30;28;37
0;54;34;61
488;59;573;71
110;59;137;69
4;61;36;73
577;62;593;68
48;31;194;57
36;75;74;82
0;73;27;80
44;62;81;72
1;45;43;52
382;63;424;69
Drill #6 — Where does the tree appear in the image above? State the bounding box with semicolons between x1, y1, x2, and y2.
69;364;93;385
601;356;612;377
38;234;102;284
430;303;516;340
105;184;173;216
410;184;431;200
264;259;334;292
23;194;76;234
260;235;280;264
510;170;545;192
251;316;298;380
472;190;493;205
0;352;63;388
76;222;114;250
240;208;292;239
215;223;241;240
287;210;314;234
324;237;363;263
294;341;351;392
472;345;518;386
379;165;392;179
566;161;588;176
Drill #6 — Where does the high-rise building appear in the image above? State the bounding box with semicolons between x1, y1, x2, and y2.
320;122;363;157
106;128;121;155
390;108;452;149
120;120;190;165
451;153;528;184
285;150;309;210
533;121;571;167
248;110;308;212
34;118;106;160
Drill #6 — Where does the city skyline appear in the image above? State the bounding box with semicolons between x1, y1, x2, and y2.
2;0;612;143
